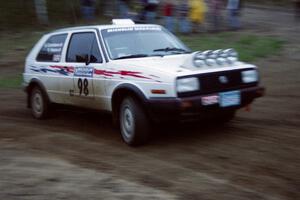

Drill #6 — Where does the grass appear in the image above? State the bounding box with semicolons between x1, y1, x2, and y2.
0;30;37;89
0;31;284;89
179;32;284;62
0;75;22;89
0;31;44;62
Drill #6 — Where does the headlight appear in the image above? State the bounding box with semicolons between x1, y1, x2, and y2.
206;58;217;66
193;49;239;68
223;49;238;64
212;49;222;56
227;56;238;64
177;77;200;93
193;51;206;67
216;57;227;65
242;70;258;83
194;59;206;67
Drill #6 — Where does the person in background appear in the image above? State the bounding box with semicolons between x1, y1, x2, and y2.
137;0;147;22
188;0;207;33
294;0;300;20
178;0;191;34
163;0;175;32
80;0;96;21
209;0;224;32
227;0;241;30
118;0;130;19
103;1;115;17
145;0;160;24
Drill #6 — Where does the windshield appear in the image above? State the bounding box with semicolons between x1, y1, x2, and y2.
101;26;191;60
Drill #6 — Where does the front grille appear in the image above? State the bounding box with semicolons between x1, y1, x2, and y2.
178;68;258;97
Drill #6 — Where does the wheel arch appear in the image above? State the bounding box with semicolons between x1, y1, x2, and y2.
111;83;148;124
26;78;50;108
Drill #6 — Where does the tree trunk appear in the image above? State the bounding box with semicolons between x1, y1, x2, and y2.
34;0;49;25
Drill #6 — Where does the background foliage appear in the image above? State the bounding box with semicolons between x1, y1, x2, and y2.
0;0;294;30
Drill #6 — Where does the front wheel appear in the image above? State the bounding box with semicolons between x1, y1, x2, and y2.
119;97;150;146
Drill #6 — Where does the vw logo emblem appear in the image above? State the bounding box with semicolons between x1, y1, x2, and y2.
219;76;228;84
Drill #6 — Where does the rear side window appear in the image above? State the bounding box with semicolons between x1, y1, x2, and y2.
36;34;67;62
66;32;102;63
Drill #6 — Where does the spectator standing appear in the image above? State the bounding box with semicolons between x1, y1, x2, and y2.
104;0;115;17
80;0;96;21
137;0;147;22
145;0;160;24
163;0;175;32
178;0;191;34
227;0;241;30
118;0;130;19
188;0;207;33
209;0;224;32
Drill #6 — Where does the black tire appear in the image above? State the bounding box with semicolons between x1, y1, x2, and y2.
30;86;50;119
119;97;150;146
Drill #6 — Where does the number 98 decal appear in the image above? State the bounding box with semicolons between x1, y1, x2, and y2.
77;78;89;96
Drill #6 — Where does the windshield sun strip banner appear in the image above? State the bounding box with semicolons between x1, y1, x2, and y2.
103;26;162;34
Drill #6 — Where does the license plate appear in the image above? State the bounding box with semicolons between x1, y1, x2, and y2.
219;91;241;107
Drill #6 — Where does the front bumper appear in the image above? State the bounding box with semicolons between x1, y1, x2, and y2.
146;86;265;122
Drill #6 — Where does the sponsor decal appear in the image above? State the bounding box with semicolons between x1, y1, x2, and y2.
44;42;64;53
53;54;61;62
106;27;161;33
74;67;94;78
201;95;219;106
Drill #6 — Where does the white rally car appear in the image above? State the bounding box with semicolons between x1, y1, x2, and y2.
23;19;264;146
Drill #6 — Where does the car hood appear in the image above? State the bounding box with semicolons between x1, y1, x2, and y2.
111;54;192;75
110;54;256;77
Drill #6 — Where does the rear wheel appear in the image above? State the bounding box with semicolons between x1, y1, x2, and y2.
119;97;150;146
30;86;50;119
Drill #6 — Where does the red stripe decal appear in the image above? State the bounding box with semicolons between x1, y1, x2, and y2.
94;69;152;80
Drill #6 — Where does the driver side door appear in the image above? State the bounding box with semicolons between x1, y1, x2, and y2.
63;31;104;108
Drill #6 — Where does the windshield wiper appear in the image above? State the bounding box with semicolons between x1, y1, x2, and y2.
153;47;191;53
115;54;149;60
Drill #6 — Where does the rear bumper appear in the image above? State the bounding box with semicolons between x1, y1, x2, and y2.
146;86;265;122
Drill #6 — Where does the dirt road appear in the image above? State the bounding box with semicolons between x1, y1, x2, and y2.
0;7;299;200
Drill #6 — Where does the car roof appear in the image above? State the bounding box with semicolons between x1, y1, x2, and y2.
51;24;161;34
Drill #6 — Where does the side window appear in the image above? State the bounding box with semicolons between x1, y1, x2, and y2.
66;32;102;63
36;34;67;62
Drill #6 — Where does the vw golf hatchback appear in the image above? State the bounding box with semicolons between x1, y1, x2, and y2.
23;19;264;146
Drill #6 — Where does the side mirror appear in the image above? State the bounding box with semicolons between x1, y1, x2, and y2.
84;54;90;66
75;54;90;65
